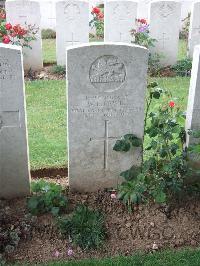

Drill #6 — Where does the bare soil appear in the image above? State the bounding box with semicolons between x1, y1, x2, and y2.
1;176;200;265
24;65;65;81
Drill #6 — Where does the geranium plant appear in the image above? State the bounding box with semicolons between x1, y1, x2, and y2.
131;18;156;48
0;8;38;49
89;6;104;39
131;18;161;76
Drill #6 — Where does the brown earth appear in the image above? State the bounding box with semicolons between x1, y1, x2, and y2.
1;177;200;265
24;65;65;81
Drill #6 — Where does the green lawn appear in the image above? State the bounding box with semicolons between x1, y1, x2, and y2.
42;39;56;64
25;77;190;170
42;38;188;65
39;249;200;266
26;80;67;170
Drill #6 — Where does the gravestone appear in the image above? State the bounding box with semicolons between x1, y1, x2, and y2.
67;43;148;192
104;0;138;43
149;0;181;66
5;0;43;71
186;45;200;166
188;1;200;58
39;0;56;30
138;0;151;19
56;0;89;66
0;44;30;199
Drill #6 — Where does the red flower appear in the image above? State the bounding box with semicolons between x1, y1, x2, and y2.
98;12;104;20
2;35;11;44
5;23;12;30
92;6;101;14
169;101;175;108
140;18;147;24
0;13;6;20
137;18;147;25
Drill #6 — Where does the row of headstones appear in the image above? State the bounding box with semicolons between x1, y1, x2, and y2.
5;0;200;69
38;0;194;31
0;41;200;199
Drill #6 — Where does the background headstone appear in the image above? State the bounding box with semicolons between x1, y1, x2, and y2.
104;0;138;43
56;0;89;66
39;0;56;30
186;44;200;145
188;1;200;57
67;43;148;192
0;44;30;199
149;0;181;66
186;45;200;167
138;0;151;19
5;0;43;71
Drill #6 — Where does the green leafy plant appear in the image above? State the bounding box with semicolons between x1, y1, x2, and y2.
50;65;66;75
114;82;200;209
27;180;68;216
57;205;106;250
171;58;192;77
42;29;56;39
131;19;156;49
131;19;162;76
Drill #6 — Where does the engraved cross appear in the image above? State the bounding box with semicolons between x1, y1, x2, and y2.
66;32;79;45
90;120;120;169
0;110;20;132
159;32;169;49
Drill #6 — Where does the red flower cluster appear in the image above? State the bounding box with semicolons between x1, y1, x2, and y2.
1;23;28;44
91;6;104;21
137;18;148;25
169;101;175;108
92;7;101;15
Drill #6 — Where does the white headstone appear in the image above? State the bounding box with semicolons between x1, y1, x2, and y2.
5;0;43;71
104;0;138;43
56;0;89;66
0;44;30;199
138;0;151;19
39;0;56;30
186;45;200;166
67;43;148;192
188;1;200;57
149;0;181;66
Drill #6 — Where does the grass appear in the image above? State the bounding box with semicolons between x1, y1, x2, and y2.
25;77;190;170
39;249;200;266
26;80;67;170
42;39;56;64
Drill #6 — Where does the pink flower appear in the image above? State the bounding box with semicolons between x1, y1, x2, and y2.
53;250;60;258
111;192;117;199
67;248;73;256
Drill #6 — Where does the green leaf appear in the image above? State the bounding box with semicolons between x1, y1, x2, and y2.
124;134;142;147
120;166;140;181
51;207;60;216
113;139;131;152
154;190;166;204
